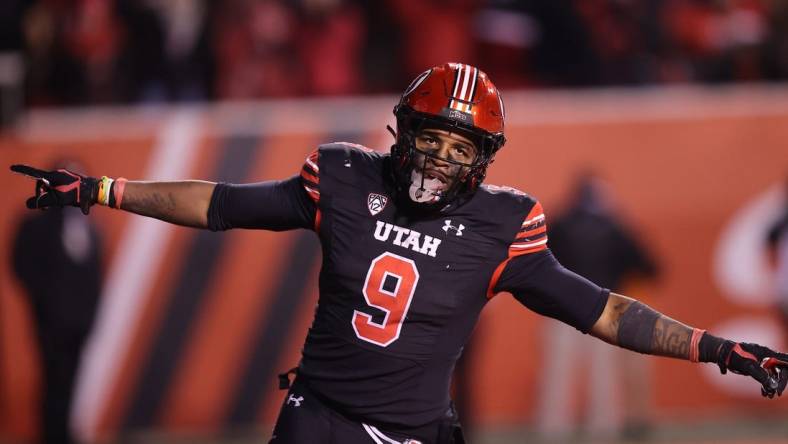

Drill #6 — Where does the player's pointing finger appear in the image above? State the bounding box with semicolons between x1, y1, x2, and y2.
10;164;49;180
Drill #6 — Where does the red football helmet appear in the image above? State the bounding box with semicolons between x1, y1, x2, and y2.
391;63;506;210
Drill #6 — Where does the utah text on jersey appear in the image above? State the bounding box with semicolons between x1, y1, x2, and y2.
375;220;441;257
373;221;442;258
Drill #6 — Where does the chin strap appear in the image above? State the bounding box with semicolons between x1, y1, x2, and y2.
418;153;427;192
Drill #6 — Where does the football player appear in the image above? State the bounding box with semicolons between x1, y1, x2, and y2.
11;63;788;444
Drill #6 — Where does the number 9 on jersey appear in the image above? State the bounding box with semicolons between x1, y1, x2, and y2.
352;252;420;347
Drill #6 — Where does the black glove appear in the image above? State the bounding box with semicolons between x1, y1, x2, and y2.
717;341;788;398
10;164;99;215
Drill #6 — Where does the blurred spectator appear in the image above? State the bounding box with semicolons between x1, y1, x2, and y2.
12;161;103;444
8;0;788;108
574;0;664;85
214;0;305;98
763;0;788;80
114;0;167;102
387;0;481;78
141;0;214;101
22;1;89;106
767;177;788;347
473;1;541;88
0;1;25;127
663;0;770;82
537;173;660;441
295;0;366;96
358;1;405;93
0;1;27;52
517;1;603;87
61;0;127;103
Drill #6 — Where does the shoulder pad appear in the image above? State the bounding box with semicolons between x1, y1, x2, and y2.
323;141;375;153
317;142;383;169
480;183;536;205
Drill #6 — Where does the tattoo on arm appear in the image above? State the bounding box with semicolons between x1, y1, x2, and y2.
122;191;181;222
606;294;693;360
116;180;214;228
650;316;692;359
607;300;629;336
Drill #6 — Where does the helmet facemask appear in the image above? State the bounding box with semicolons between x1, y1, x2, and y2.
391;108;502;212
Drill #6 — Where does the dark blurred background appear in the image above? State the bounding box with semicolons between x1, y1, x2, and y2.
1;0;788;110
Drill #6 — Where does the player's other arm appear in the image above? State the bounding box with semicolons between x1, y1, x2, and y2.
496;196;788;398
589;292;693;359
590;292;788;398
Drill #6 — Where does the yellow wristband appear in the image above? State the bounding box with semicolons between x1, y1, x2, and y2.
98;176;114;206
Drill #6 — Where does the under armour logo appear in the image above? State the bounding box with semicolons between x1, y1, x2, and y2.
442;220;465;236
287;394;304;407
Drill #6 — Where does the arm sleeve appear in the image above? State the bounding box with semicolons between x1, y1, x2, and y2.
495;250;610;333
207;175;316;231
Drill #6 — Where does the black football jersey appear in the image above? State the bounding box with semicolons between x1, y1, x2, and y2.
208;143;609;429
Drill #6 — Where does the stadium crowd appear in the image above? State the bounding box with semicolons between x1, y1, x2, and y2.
1;0;787;107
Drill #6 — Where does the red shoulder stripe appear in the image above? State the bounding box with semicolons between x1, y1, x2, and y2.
521;202;545;228
508;239;548;257
305;151;320;171
301;150;320;205
487;200;549;298
300;168;319;185
516;225;546;239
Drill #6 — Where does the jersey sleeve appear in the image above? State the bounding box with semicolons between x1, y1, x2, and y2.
488;200;609;333
510;201;549;255
206;150;322;231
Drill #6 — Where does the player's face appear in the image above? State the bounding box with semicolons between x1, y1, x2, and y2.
414;129;478;166
407;128;479;203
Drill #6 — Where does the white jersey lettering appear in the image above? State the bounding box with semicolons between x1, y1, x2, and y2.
372;221;443;257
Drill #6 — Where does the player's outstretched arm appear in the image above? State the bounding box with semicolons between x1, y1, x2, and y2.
10;164;215;228
116;180;215;227
590;292;788;398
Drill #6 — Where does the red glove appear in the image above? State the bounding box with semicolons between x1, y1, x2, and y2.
11;164;99;215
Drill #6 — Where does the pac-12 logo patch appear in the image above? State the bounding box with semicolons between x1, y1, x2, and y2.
367;193;388;216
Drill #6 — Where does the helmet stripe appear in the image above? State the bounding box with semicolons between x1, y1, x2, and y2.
448;64;480;113
464;67;479;113
450;63;463;110
457;64;472;108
